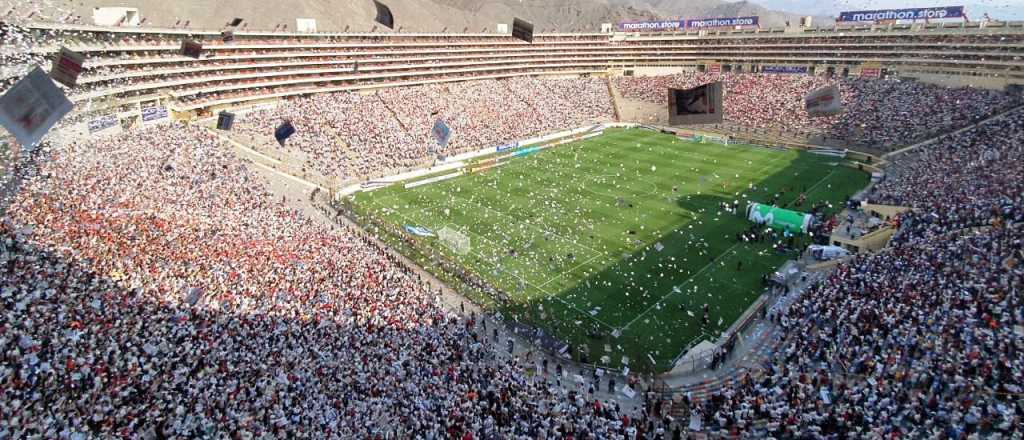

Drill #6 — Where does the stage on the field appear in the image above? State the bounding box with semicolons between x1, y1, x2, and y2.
352;128;868;372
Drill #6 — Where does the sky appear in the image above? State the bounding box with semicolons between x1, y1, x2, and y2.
752;0;1024;20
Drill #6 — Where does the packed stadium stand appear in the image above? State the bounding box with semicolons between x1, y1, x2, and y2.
1;13;1023;439
3;20;1021;159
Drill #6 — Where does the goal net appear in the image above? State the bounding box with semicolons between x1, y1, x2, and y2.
438;226;471;255
701;134;729;146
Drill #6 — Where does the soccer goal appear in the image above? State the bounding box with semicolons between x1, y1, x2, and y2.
438;226;471;255
701;134;729;146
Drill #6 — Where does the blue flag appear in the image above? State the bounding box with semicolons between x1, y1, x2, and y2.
274;121;295;146
431;119;451;148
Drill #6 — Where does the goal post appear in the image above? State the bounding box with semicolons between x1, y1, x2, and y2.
701;134;729;146
438;226;471;255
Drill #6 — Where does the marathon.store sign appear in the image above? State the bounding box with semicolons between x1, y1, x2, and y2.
617;20;683;32
838;6;965;22
684;16;758;29
618;16;758;32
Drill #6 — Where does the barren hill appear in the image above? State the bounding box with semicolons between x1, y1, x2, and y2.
5;0;820;32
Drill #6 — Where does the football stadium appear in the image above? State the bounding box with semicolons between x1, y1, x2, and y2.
1;0;1022;437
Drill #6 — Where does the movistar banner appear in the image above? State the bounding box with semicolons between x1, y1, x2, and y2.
747;203;813;234
684;16;758;29
838;6;965;22
762;65;808;74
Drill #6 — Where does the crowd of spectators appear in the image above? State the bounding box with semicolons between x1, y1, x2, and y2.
2;96;1021;439
2;124;667;438
232;77;614;181
666;110;1024;437
3;19;1024;435
2;104;1018;440
869;110;1024;245
680;225;1022;437
614;73;1018;147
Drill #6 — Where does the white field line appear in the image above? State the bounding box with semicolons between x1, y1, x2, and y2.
619;242;742;332
537;253;603;288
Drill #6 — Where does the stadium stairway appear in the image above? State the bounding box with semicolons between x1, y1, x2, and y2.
375;93;411;133
206;127;329;190
605;78;622;122
662;328;782;403
335;133;358;164
662;337;785;437
658;273;830;429
501;79;542;116
884;103;1024;160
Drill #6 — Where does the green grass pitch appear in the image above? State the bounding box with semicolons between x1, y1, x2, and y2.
352;128;869;372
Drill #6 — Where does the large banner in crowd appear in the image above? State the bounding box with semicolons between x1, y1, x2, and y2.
432;119;452;148
804;85;843;117
618;16;758;32
837;6;965;22
668;82;724;125
0;67;73;149
747;203;813;234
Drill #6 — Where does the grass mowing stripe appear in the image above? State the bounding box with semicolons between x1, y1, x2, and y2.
619;242;742;331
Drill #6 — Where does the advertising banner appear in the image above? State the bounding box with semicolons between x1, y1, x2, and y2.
762;65;808;74
404;171;463;189
684;16;758;29
838;6;965;22
618;16;757;32
141;106;168;122
617;20;683;32
860;66;882;78
512;146;541;158
496;141;518;152
88;115;119;134
746;203;813;233
403;225;436;237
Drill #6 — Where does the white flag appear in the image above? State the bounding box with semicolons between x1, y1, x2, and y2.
0;67;73;149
